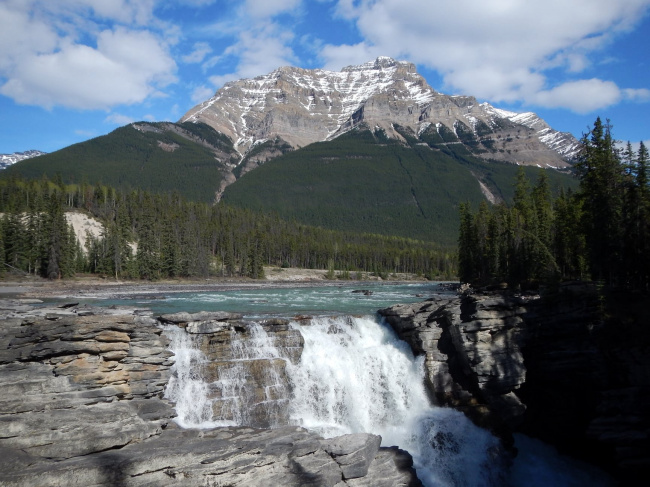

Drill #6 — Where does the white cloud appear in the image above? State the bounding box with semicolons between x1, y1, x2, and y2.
1;28;176;110
623;88;650;102
182;42;213;64
191;85;216;103
199;3;301;91
105;112;135;125
532;79;622;113
0;1;176;110
323;0;650;112
245;0;302;19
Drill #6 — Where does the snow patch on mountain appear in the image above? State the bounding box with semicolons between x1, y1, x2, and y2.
181;57;580;167
0;150;46;169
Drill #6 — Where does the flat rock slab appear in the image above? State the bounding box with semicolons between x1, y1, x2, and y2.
321;433;382;479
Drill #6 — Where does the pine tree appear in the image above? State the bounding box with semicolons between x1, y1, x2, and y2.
457;202;474;283
135;195;160;280
575;118;624;284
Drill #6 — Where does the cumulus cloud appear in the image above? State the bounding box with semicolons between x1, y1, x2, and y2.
532;79;622;113
323;0;650;113
0;0;176;110
199;1;301;90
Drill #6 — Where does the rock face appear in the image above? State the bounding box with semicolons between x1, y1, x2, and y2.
182;57;579;169
379;284;650;482
0;300;421;487
0;308;175;461
380;293;530;439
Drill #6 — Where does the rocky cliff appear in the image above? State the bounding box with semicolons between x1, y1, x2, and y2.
0;301;421;487
379;284;650;483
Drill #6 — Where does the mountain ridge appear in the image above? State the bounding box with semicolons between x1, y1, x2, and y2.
181;57;580;169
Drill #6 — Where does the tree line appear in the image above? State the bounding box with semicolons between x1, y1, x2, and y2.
458;117;649;292
0;175;456;280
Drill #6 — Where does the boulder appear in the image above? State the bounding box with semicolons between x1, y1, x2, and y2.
321;433;382;479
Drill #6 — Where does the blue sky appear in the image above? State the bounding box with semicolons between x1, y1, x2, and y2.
1;0;649;154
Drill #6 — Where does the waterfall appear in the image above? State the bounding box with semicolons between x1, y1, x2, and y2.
162;325;232;428
164;322;291;429
164;316;507;486
286;316;505;487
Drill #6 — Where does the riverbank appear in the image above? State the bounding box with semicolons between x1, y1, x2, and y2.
0;267;431;300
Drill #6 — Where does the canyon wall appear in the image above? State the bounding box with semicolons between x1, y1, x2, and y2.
379;283;650;483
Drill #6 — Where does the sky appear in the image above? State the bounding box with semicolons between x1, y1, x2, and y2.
1;0;649;155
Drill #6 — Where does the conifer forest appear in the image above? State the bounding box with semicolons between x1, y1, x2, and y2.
0;175;455;281
458;117;650;292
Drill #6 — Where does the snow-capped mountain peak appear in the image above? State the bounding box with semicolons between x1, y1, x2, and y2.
181;57;579;167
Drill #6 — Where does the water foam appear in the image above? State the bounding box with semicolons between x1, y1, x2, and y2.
163;325;235;428
286;315;504;486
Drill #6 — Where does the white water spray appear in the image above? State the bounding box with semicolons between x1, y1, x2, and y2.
287;316;504;487
164;317;505;486
163;325;233;428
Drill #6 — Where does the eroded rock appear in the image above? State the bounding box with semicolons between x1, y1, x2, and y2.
0;302;421;486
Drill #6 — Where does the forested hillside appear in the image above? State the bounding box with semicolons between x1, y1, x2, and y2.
0;177;455;280
222;125;577;245
2;122;238;202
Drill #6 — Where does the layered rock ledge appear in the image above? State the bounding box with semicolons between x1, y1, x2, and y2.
0;300;421;487
379;284;650;482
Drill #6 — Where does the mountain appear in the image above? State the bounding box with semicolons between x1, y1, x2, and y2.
220;124;576;246
2;122;238;202
181;57;580;176
3;57;579;244
0;150;46;169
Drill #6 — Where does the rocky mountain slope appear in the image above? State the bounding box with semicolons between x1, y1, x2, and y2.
182;57;579;169
0;150;46;169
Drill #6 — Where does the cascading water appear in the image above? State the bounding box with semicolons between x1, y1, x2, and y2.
164;315;507;486
163;325;230;428
165;321;293;429
287;316;506;487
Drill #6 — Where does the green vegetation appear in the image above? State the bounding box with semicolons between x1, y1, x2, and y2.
2;122;237;202
458;117;650;292
222;125;576;245
0;176;455;280
2;120;575;246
